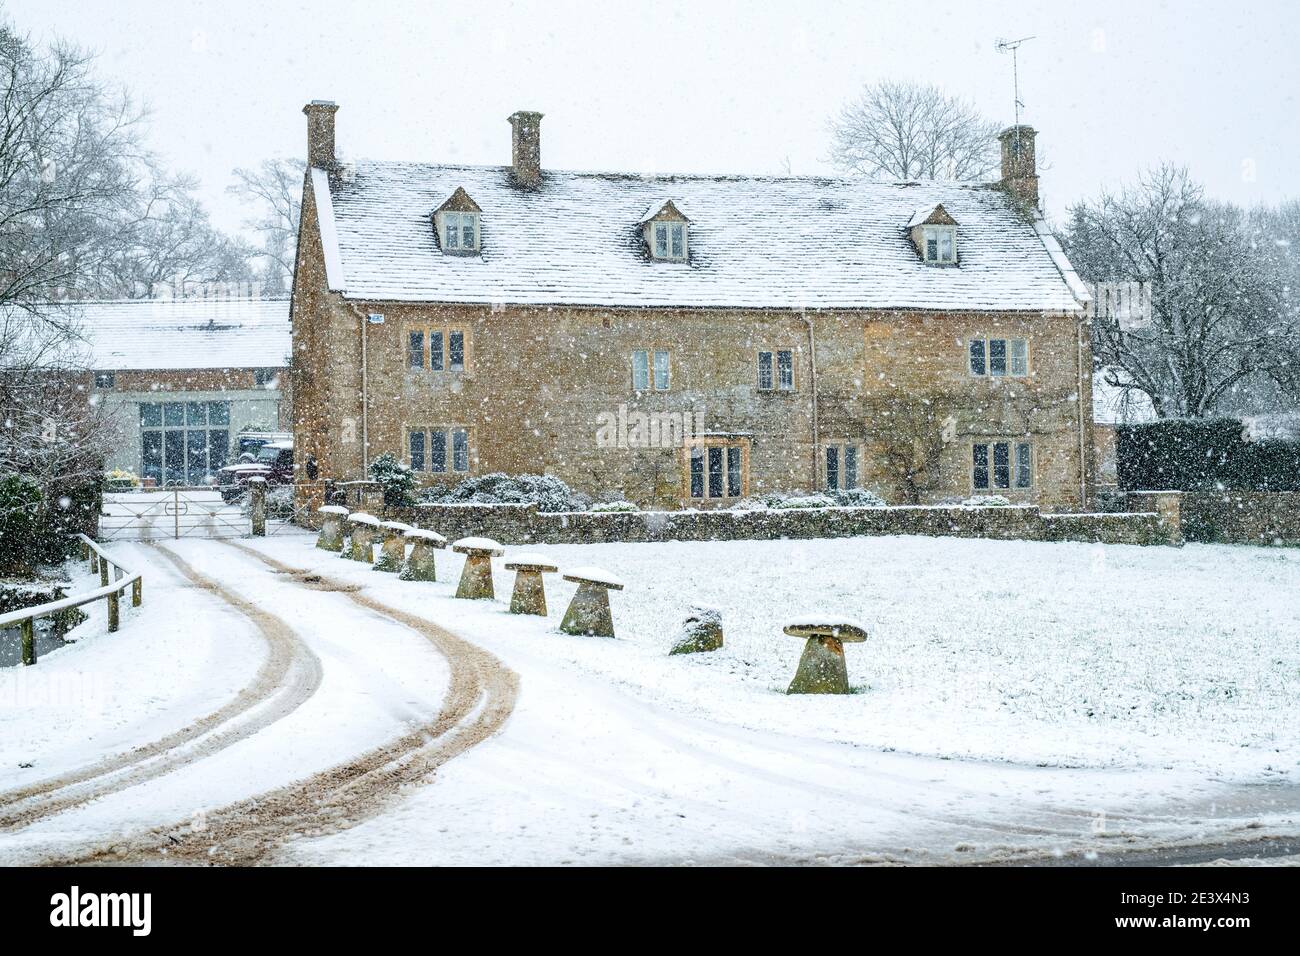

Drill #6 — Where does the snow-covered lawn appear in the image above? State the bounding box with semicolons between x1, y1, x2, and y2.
262;534;1300;779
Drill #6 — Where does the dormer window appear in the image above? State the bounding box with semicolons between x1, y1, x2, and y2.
433;187;483;255
640;199;690;262
923;226;957;263
908;203;959;265
441;211;479;252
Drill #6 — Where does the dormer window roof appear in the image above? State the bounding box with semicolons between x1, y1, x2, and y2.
640;199;690;262
907;203;959;265
434;187;482;254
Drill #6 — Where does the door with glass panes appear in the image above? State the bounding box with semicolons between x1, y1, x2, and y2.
139;401;231;485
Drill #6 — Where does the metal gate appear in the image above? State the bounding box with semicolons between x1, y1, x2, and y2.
99;487;249;541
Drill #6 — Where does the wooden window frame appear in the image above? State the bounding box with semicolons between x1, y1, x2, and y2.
682;436;750;502
922;225;957;264
437;210;480;253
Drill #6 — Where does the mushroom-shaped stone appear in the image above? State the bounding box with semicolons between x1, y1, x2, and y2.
400;528;448;582
504;552;559;616
559;566;625;638
451;536;505;599
315;505;349;553
670;605;724;655
346;512;381;562
374;521;413;572
783;618;868;695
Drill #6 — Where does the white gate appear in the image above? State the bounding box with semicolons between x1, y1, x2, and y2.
99;487;249;541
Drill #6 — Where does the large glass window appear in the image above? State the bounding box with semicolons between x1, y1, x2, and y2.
139;400;230;486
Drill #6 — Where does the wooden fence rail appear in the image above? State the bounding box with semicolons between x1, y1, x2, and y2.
0;534;143;667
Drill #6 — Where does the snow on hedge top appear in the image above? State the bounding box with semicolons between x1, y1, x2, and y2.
315;163;1085;312
10;298;291;371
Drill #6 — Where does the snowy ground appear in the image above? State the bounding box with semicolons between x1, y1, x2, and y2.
2;533;1297;865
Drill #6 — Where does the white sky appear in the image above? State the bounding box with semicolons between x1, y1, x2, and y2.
7;0;1298;237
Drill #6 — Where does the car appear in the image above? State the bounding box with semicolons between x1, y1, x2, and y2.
218;440;293;502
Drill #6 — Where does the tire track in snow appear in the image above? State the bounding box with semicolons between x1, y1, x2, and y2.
43;542;518;866
0;542;323;832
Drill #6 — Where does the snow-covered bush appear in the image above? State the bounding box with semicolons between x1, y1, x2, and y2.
731;488;887;510
103;468;140;491
368;452;417;507
421;473;592;512
589;500;638;513
827;488;887;507
961;494;1012;507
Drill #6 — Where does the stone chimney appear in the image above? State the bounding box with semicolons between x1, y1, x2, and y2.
998;125;1038;210
508;110;544;189
303;100;339;169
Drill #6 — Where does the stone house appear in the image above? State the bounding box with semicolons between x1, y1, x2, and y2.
290;102;1093;510
48;297;291;483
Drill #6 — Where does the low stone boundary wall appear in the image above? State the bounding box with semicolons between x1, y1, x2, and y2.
1181;491;1300;545
385;501;1174;547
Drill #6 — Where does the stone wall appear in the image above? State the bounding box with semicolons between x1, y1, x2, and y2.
1182;491;1300;545
380;501;1172;547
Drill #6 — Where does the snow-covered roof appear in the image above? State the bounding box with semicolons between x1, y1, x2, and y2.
11;298;291;371
312;163;1086;312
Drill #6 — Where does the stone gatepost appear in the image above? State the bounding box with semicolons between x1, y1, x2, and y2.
249;478;267;537
1127;490;1184;546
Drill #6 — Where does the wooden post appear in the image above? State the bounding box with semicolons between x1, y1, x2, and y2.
89;551;98;575
20;618;35;666
99;556;109;587
107;590;120;633
250;478;267;537
132;576;142;607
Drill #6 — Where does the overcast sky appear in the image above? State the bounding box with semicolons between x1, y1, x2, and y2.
7;0;1298;237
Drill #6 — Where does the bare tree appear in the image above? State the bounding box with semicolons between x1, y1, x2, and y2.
1062;165;1295;418
228;158;303;293
828;81;1001;181
864;399;951;503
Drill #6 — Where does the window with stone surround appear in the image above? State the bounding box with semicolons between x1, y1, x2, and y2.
684;437;748;501
824;442;860;490
407;327;469;373
631;349;671;391
757;349;795;391
409;427;471;474
969;338;1029;378
972;440;1032;490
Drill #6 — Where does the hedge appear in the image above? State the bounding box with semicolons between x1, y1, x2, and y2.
1116;418;1300;492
